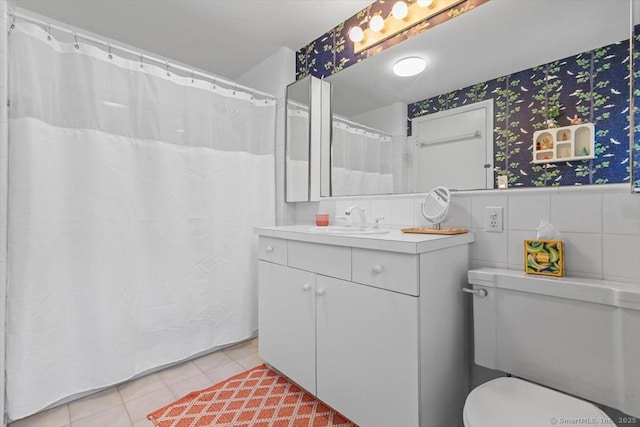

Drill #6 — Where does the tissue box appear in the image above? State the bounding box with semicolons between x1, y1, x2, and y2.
524;240;564;277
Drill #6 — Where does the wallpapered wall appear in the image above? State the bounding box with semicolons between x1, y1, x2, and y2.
634;28;640;189
296;0;633;188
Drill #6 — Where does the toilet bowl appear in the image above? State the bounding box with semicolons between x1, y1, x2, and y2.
464;268;640;425
463;377;612;427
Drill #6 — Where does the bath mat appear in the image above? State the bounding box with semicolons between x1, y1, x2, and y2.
147;364;356;426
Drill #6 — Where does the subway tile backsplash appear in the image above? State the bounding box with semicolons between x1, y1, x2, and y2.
289;184;640;283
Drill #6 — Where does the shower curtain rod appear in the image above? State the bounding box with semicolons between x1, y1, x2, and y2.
9;9;277;101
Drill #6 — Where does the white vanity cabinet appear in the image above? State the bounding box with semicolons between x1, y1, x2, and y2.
256;226;474;427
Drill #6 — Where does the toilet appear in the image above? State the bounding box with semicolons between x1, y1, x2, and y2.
463;268;640;427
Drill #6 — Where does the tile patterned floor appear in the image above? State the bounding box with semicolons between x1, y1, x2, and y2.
9;338;261;427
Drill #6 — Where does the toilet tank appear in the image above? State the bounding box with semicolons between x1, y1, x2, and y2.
468;268;640;418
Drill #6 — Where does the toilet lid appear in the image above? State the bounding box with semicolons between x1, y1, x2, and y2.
463;377;613;427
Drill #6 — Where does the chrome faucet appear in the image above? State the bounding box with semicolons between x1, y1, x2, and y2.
345;205;368;229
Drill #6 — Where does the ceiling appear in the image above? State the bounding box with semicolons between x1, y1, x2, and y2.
13;0;372;79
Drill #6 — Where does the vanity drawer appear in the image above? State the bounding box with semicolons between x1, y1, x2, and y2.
352;248;419;296
258;237;287;265
288;241;351;280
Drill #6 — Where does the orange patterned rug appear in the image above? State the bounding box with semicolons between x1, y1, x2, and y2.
147;364;357;427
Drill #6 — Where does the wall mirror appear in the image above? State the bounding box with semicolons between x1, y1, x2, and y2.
286;77;311;202
326;0;632;197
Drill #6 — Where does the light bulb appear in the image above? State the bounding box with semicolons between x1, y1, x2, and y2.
369;15;384;33
417;0;434;7
349;26;364;43
391;1;408;19
393;56;426;77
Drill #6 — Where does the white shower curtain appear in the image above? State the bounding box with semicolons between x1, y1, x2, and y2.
332;118;393;196
7;23;275;419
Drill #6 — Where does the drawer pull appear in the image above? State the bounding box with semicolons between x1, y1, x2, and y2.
302;283;311;291
316;289;325;296
372;265;384;274
266;246;274;252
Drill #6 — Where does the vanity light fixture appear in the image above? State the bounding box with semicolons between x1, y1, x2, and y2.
349;26;364;42
351;0;465;54
369;15;384;32
391;1;409;19
393;56;426;77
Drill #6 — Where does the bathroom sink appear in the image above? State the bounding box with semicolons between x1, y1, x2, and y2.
307;225;390;235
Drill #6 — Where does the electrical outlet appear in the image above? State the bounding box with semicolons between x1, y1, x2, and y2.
485;207;503;232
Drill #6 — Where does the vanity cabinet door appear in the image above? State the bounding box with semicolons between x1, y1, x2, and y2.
258;261;316;393
315;276;420;427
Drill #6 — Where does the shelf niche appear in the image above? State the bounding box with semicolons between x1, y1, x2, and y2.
532;123;595;164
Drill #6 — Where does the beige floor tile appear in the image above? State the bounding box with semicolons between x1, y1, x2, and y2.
222;341;258;361
157;361;202;386
124;386;175;423
250;338;259;347
9;404;69;427
235;352;264;370
204;361;246;385
69;388;123;423
192;350;233;372
133;419;155;427
167;373;214;399
71;404;131;427
117;373;165;402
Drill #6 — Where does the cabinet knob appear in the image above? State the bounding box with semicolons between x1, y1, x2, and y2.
302;283;311;291
266;246;274;252
372;264;384;274
316;289;325;296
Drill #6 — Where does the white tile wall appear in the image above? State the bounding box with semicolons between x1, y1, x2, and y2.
290;184;640;284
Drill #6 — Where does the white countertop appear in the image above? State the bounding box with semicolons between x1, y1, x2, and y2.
255;225;475;254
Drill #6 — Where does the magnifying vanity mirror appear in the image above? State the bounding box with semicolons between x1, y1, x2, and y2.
326;0;633;197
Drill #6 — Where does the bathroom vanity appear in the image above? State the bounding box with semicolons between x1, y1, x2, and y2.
255;225;474;427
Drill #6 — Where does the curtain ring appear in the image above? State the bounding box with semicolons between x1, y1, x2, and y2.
190;69;195;84
9;12;15;30
251;89;255;100
165;61;170;77
232;84;237;96
212;78;216;90
139;53;144;68
107;42;113;59
46;23;52;41
73;31;79;49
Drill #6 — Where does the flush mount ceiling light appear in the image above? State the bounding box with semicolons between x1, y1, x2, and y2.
348;26;364;42
369;15;384;33
393;56;426;77
391;1;409;19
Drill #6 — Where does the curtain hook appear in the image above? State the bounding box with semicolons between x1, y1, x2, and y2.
139;53;144;68
251;89;255;100
212;78;216;90
46;23;52;41
190;69;195;84
73;31;79;49
233;84;237;96
9;11;15;30
165;61;170;77
107;42;113;59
